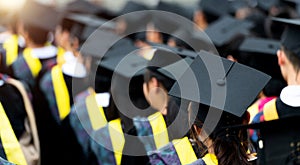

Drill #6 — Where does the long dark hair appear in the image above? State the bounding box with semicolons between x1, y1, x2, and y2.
189;102;250;165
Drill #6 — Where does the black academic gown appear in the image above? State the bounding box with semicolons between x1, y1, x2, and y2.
0;81;26;139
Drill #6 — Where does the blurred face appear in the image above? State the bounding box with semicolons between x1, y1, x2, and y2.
146;23;163;44
55;26;70;49
167;38;177;48
143;77;168;115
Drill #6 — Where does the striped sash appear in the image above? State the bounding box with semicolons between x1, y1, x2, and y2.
91;118;125;165
0;157;15;165
148;137;198;165
263;99;279;121
69;88;108;154
133;112;169;152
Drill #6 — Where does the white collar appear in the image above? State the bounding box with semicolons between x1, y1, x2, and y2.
62;59;87;78
64;51;77;62
31;45;57;59
280;85;300;107
95;93;110;108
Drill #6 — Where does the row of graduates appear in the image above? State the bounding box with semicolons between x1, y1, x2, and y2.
0;0;299;165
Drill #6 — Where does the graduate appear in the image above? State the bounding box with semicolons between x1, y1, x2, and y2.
10;1;60;87
7;2;62;164
146;50;270;165
88;46;151;165
252;18;300;123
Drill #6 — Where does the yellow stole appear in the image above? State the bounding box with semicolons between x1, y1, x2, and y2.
51;65;70;121
148;112;169;149
172;137;198;164
0;102;27;165
85;90;108;130
263;99;279;121
3;35;19;66
108;119;125;165
23;48;42;78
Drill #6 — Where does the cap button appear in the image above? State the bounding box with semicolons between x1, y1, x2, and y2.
217;79;226;86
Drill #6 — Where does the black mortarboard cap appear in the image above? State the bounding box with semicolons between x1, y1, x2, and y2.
147;48;184;71
151;12;183;34
233;116;300;165
156;1;194;20
229;0;250;13
120;1;149;14
205;16;254;47
198;0;230;17
65;0;102;14
63;13;116;42
80;30;125;59
157;57;194;81
99;52;147;79
21;1;61;31
148;43;199;58
169;50;271;117
257;0;280;12
119;2;152;34
168;29;215;52
239;37;280;55
272;17;300;57
238;37;283;80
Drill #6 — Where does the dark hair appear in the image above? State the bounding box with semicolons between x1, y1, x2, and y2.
23;23;49;45
263;78;286;97
282;46;300;73
144;69;175;91
189;103;250;165
60;18;83;42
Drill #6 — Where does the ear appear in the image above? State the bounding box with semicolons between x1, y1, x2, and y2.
150;77;159;87
277;49;285;66
227;55;237;62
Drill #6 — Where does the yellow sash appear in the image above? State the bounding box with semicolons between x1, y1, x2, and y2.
202;153;218;165
0;102;27;165
172;137;198;165
108;119;125;165
148;112;169;149
56;47;66;66
263;99;279;121
23;48;42;78
85;91;107;130
51;65;70;121
3;35;19;66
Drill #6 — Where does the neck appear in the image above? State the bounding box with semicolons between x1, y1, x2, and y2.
286;68;300;86
205;138;215;155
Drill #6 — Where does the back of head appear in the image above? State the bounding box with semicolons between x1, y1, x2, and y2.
20;1;61;45
188;102;250;165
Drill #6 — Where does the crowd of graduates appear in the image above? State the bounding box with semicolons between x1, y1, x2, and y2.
0;0;299;165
